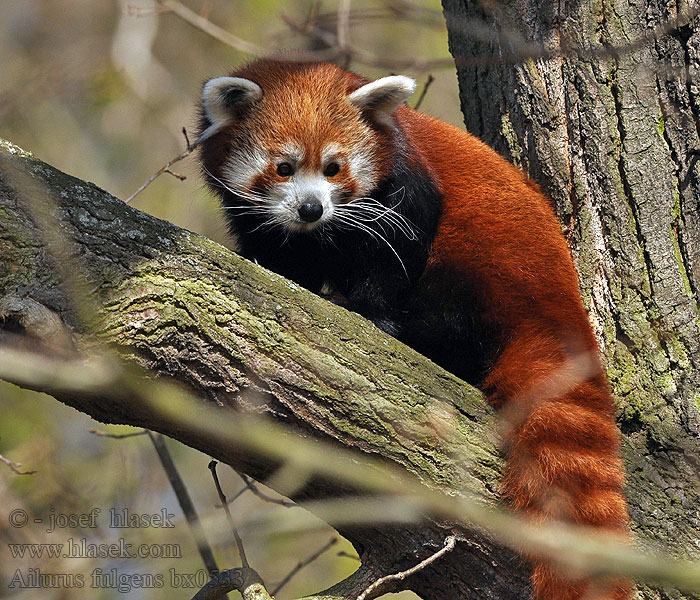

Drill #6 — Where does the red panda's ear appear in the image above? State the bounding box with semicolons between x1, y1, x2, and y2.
348;76;416;126
199;77;263;142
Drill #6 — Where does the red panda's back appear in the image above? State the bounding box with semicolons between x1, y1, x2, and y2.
397;104;632;600
397;107;594;348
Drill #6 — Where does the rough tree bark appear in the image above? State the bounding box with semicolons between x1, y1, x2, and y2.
442;1;700;599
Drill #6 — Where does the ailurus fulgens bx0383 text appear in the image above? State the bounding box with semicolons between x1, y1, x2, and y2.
196;59;632;600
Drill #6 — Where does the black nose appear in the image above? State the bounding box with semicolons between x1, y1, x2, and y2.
298;201;324;223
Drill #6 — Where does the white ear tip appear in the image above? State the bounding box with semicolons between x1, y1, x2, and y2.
201;76;262;104
348;75;417;114
390;75;416;96
202;76;229;103
200;76;262;138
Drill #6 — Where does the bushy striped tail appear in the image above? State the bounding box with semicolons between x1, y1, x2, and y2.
485;323;634;600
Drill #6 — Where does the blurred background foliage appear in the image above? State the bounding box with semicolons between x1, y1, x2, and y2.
0;1;460;598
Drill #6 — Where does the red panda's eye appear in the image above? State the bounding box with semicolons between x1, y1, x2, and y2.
277;162;294;177
323;162;340;177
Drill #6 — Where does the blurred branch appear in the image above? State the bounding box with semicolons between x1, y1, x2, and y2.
154;0;270;56
0;453;37;476
336;0;352;68
88;427;148;438
148;431;222;579
336;0;351;51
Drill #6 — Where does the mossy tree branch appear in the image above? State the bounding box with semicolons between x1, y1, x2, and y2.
0;139;527;599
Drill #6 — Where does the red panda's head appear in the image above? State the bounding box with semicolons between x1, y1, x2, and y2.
198;60;415;233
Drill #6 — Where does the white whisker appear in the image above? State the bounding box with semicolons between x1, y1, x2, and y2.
203;166;269;206
331;211;409;279
335;188;420;243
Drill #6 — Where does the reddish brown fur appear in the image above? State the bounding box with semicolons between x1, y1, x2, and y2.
200;60;633;600
396;109;632;599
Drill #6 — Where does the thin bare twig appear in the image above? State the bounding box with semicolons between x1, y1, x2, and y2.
88;427;149;439
271;537;338;595
124;127;195;204
156;0;269;55
0;453;36;475
281;13;454;71
164;167;187;181
147;432;221;579
224;480;253;506
413;74;434;110
338;550;361;561
356;535;457;600
219;471;295;508
209;460;250;569
238;472;297;508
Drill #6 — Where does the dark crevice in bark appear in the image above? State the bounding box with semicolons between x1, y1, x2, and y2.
654;79;699;314
672;26;700;311
656;83;684;181
608;71;656;318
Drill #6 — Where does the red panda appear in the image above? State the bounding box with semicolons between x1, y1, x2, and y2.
197;59;632;600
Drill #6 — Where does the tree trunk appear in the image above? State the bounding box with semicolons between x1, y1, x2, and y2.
442;1;700;599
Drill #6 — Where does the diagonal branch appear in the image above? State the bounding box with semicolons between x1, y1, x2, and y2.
0;137;524;599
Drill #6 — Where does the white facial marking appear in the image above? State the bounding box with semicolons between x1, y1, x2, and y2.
321;143;341;164
222;143;268;191
278;142;305;165
268;169;338;232
348;147;378;196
